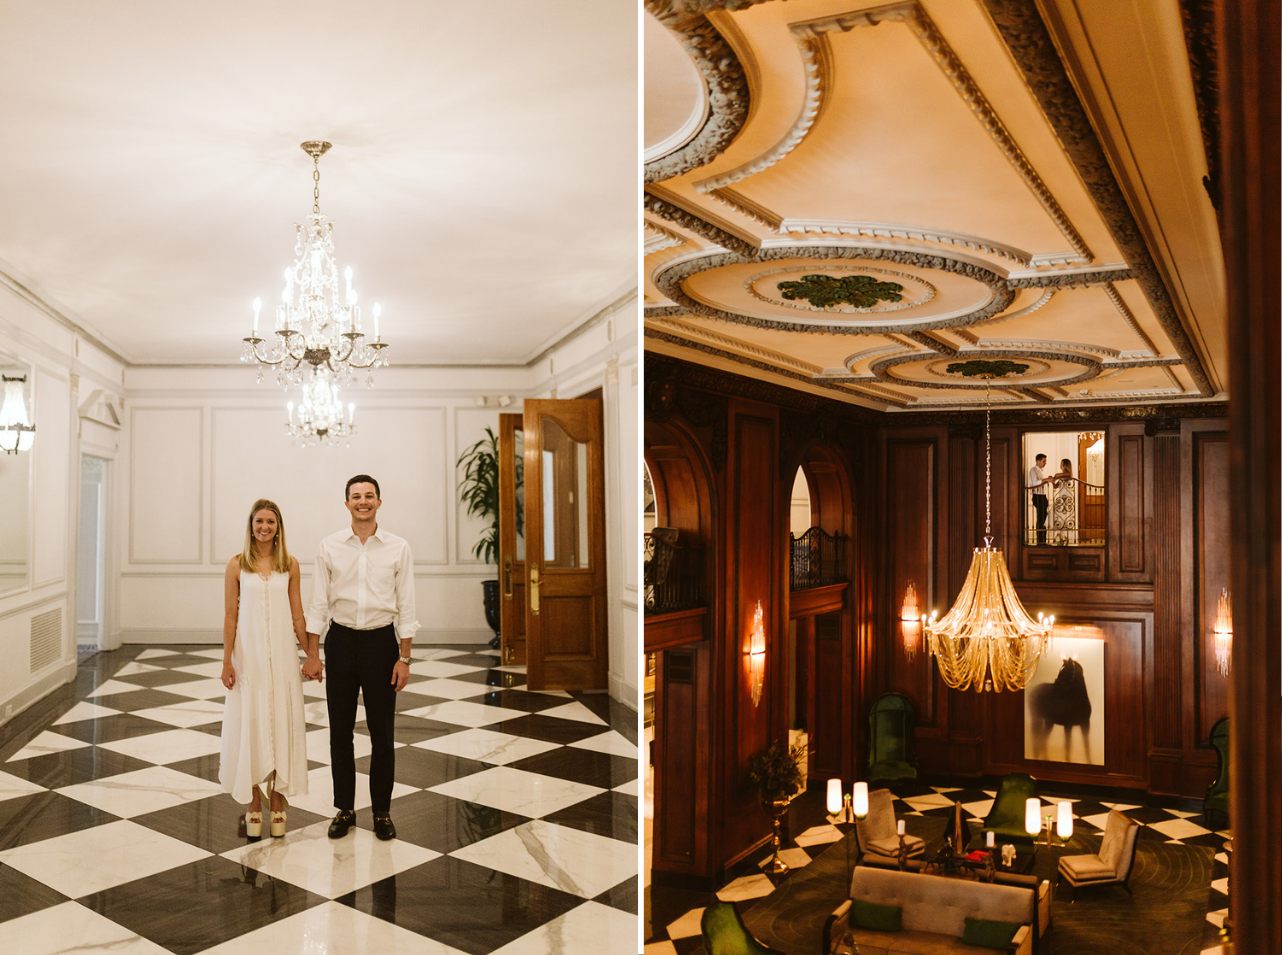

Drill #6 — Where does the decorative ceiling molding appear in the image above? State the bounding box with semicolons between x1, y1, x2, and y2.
870;347;1101;390
647;315;824;374
843;343;912;369
906;330;958;354
978;338;1120;358
654;245;1017;334
645;326;897;406
980;0;1215;396
644;2;752;185
644;220;688;255
970;288;1055;329
1005;267;1134;288
776;219;1038;265
1101;283;1159;356
646;351;1227;422
693;20;829;194
644;190;754;256
1161;365;1187;392
1178;0;1220;211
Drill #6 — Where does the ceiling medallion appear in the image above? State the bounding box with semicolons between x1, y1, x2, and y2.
746;266;934;314
241;141;390;409
946;359;1031;378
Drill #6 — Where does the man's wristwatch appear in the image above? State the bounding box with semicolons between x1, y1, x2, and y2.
398;656;411;665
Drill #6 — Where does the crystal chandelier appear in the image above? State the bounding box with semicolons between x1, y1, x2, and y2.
0;375;35;454
922;379;1054;691
242;141;388;389
285;369;355;447
1213;588;1232;676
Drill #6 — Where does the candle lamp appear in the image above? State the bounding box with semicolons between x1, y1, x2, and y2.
1024;798;1041;840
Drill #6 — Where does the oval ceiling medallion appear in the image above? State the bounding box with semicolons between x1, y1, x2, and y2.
931;358;1042;379
747;266;935;313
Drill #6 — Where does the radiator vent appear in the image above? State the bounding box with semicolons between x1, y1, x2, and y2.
30;609;62;673
666;650;694;685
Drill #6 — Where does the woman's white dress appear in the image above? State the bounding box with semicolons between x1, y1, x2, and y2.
219;570;308;804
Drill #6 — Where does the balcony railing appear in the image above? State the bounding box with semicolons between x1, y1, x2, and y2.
644;528;705;615
790;527;846;590
1025;475;1106;546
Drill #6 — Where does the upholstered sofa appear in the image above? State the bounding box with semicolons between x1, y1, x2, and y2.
823;865;1039;955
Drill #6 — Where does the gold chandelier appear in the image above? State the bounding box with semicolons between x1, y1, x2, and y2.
922;379;1053;691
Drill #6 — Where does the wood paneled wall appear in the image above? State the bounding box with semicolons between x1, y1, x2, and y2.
875;418;1229;796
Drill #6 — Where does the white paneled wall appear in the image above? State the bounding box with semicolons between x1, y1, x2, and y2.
0;281;126;728
0;285;639;722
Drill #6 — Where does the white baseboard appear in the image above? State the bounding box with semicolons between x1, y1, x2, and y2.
0;661;77;729
78;622;100;643
117;628;496;645
609;674;638;711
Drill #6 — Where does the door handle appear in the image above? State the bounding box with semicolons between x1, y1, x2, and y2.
530;565;541;615
503;558;513;598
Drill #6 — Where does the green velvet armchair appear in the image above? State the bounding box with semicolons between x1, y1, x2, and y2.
1204;717;1229;828
981;772;1039;844
701;900;788;955
866;692;918;782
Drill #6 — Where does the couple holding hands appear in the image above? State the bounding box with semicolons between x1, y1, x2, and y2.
217;474;417;842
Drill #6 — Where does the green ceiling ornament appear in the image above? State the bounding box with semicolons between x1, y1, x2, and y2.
945;359;1030;378
776;273;905;309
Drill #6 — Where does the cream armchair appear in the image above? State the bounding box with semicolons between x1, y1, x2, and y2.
1057;809;1141;900
856;787;925;860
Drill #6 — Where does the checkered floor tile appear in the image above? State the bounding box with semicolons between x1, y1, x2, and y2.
0;645;638;954
647;780;1230;952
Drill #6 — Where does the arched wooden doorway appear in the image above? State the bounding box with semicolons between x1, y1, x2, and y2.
784;441;858;786
644;420;718;887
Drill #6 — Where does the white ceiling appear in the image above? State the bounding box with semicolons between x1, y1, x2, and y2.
643;0;1226;411
0;0;638;366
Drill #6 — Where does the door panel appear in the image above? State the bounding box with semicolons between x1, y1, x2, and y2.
498;414;526;665
524;398;608;690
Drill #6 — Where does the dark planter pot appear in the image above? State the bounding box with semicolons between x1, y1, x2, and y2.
481;580;501;648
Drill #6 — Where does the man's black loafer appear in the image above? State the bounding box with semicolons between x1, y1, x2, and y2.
328;810;356;839
372;814;397;841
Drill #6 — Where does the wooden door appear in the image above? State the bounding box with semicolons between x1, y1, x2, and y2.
498;413;526;665
523;398;608;690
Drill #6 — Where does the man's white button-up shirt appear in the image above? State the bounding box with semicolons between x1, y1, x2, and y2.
305;526;419;640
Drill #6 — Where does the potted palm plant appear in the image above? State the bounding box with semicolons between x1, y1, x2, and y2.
458;427;503;648
748;740;806;874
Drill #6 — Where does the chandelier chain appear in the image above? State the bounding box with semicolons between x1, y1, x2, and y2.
313;157;321;215
984;378;992;540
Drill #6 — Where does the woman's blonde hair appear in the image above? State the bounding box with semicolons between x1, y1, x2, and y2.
238;499;292;574
1061;458;1073;473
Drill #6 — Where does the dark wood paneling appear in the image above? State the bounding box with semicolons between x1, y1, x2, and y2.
653;643;711;876
1150;433;1182;751
885;439;937;725
813;612;842;777
1193;432;1230;742
722;407;778;865
1111;427;1149;580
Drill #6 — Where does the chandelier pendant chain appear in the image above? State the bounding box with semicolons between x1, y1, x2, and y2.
313;156;321;215
984;378;992;543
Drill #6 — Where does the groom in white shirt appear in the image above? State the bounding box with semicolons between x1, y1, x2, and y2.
304;474;417;841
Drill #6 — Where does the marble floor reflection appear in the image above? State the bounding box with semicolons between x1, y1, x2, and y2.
0;645;640;954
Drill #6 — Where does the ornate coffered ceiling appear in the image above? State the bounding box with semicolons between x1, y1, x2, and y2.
643;0;1226;411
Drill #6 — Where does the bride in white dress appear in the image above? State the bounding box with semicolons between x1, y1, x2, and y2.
219;499;317;837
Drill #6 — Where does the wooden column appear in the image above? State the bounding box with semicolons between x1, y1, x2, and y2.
1219;0;1281;949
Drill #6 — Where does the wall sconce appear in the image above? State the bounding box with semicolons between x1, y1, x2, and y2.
901;581;921;661
0;375;35;454
1213;588;1232;677
747;600;766;707
1024;797;1041;839
1056;800;1073;842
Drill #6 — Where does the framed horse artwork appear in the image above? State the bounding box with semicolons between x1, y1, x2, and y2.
1023;626;1106;765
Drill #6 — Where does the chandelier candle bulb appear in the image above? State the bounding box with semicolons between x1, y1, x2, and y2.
897;819;905;836
986;831;995;849
347;402;354;424
287;401;294;426
373;303;381;339
252;297;261;334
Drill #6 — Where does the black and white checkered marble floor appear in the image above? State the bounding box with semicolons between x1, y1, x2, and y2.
0;645;639;955
645;779;1229;954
